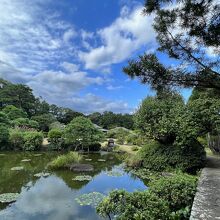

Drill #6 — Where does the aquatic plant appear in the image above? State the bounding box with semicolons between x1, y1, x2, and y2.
85;159;92;161
72;175;92;181
11;166;24;171
34;172;50;178
106;170;123;177
75;192;105;207
34;154;42;157
48;151;82;170
0;193;20;203
21;159;31;162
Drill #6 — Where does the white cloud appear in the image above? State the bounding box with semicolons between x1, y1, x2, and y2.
79;6;156;70
63;29;76;43
107;85;123;90
0;0;134;113
66;93;132;114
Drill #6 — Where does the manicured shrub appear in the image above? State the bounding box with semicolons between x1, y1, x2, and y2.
63;117;104;151
12;118;39;129
23;131;43;151
136;139;205;173
48;128;64;150
96;174;197;220
96;190;170;220
9;129;24;149
149;174;197;218
48;151;82;170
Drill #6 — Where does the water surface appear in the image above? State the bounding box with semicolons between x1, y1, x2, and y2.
0;152;147;220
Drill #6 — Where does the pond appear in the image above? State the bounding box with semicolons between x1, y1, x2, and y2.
0;152;147;220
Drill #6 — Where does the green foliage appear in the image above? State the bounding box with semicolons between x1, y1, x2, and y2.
136;140;205;173
48;128;64;150
107;127;131;139
49;121;65;130
12;118;39;129
0;112;10;125
149;174;197;215
89;111;134;129
63;116;103;151
135;92;185;144
48;151;82;170
32;114;56;132
23;131;43;151
0;82;36;116
0;123;9;149
9;129;24;149
187;88;220;135
97;190;170;220
97;174;197;220
2;105;27;120
124;0;220;91
49;104;84;124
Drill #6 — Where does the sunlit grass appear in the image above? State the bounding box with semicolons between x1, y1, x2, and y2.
48;151;82;170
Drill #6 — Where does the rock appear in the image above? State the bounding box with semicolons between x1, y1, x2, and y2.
0;193;20;203
69;164;94;172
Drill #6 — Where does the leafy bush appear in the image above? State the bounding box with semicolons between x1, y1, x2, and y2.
48;128;64;150
131;139;205;173
0;112;11;125
97;190;170;220
116;136;125;145
12;118;39;129
9;129;24;149
23;131;43;151
48;151;82;170
0;123;9;149
2;105;27;120
149;174;197;216
97;174;197;220
63;117;104;151
32;114;56;131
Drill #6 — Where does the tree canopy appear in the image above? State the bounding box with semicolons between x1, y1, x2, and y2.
124;0;220;91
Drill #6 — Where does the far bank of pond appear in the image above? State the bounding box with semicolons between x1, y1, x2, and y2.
0;152;147;220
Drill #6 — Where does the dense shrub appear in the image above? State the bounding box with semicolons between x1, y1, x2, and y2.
97;174;197;220
12;118;39;129
149;174;197;216
9;129;24;149
0;124;9;149
48;128;64;150
97;190;170;220
0;112;11;125
2;105;27;120
48;151;82;170
23;131;43;151
131;139;205;173
32;114;56;131
63;117;104;151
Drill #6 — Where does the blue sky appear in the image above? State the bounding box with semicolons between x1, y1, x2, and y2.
0;0;190;113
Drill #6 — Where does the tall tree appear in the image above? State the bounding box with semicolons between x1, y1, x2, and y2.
124;0;220;91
